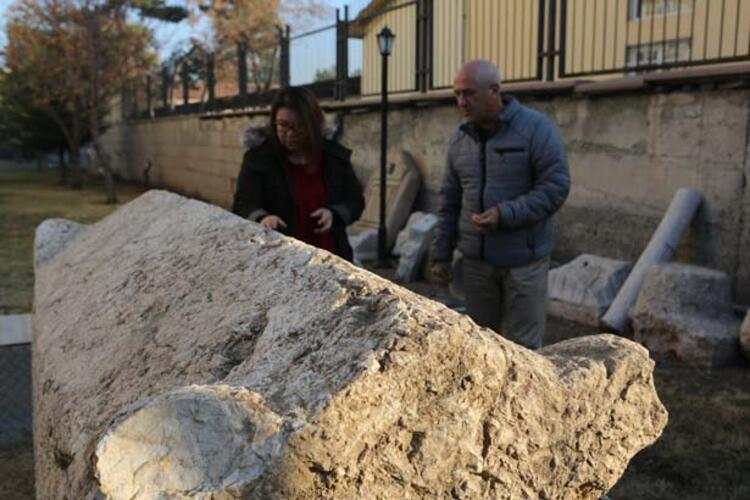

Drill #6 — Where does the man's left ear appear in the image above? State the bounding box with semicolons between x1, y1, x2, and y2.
489;83;500;97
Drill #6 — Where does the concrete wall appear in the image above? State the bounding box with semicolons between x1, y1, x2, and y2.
101;85;750;302
101;114;265;209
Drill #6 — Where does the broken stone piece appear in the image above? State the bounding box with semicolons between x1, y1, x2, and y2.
631;263;742;368
34;218;84;268
395;212;438;282
349;150;421;250
33;190;667;499
96;385;287;498
348;227;378;264
548;254;631;327
393;211;426;256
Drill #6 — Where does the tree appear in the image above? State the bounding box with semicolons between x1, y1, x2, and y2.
77;1;155;202
5;1;88;188
0;66;89;183
4;0;185;202
195;0;324;92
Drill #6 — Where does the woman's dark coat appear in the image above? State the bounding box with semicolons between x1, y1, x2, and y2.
232;133;364;261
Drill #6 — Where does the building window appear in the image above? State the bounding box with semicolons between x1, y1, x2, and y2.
628;0;693;20
626;38;692;69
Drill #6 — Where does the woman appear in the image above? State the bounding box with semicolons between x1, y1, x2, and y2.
232;87;364;261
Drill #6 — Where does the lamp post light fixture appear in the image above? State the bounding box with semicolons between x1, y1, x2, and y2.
376;26;395;266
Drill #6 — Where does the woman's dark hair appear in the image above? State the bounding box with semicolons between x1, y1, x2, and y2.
269;86;324;157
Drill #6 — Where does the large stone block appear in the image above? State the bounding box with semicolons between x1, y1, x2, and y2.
394;212;438;283
33;191;667;499
631;263;742;368
548;254;631;326
349;150;422;251
348;227;378;264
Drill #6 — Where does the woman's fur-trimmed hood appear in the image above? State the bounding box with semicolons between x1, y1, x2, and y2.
239;120;340;150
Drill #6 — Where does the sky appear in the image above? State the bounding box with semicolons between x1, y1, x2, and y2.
0;0;12;48
0;0;366;83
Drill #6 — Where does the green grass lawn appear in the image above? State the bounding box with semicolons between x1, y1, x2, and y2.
0;162;147;313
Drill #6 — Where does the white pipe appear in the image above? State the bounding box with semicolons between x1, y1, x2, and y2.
601;188;703;333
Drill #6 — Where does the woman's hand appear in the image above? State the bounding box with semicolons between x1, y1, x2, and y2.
310;208;332;233
260;215;287;231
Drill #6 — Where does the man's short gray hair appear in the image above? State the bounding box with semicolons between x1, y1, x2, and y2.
462;59;502;87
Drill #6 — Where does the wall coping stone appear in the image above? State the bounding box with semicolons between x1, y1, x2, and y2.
189;62;750;121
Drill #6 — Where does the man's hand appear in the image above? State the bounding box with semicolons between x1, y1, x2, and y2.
471;206;500;233
431;261;453;285
260;215;287;231
310;208;333;234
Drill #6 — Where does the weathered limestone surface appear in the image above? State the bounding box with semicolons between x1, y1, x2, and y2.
394;212;438;283
348;227;378;264
548;254;631;326
631;263;742;368
33;190;667;500
34;218;84;267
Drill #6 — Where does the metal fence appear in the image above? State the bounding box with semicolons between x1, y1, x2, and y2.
559;0;750;77
125;0;750;119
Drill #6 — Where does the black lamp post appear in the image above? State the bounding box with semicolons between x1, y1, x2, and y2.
376;26;395;265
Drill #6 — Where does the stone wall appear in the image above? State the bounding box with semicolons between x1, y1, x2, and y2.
100;85;750;302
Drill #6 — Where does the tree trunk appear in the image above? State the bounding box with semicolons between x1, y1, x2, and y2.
69;99;83;189
87;12;117;205
69;145;82;189
44;104;81;188
58;145;68;185
263;46;278;92
94;141;117;204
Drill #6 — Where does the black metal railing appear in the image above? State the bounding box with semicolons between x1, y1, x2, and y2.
559;0;750;78
125;0;749;120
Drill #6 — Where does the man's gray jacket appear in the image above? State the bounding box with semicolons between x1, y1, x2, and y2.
431;95;570;268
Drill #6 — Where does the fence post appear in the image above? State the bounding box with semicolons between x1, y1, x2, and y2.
546;0;558;81
335;9;341;100
336;7;350;101
416;0;433;92
238;41;248;98
537;0;546;81
279;25;290;88
207;52;216;109
558;0;567;78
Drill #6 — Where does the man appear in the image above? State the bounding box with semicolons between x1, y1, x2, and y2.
431;60;570;349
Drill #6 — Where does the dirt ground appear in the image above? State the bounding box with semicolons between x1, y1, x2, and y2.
0;162;148;314
2;164;749;498
0;444;34;500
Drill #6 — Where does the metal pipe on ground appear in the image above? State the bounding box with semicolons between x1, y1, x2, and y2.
601;188;703;333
